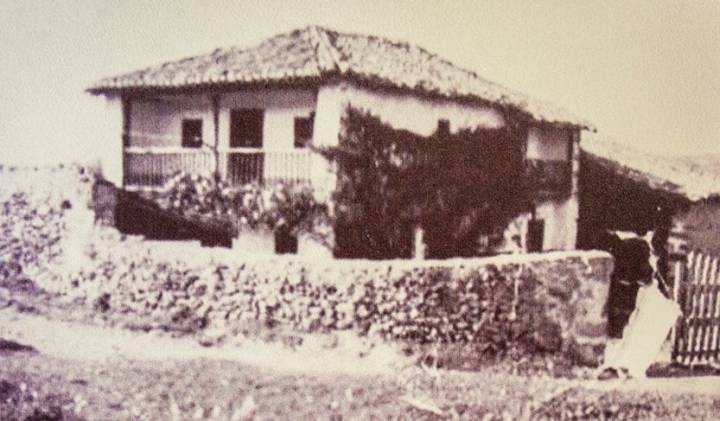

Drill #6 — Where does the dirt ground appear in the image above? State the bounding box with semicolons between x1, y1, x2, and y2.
1;307;719;420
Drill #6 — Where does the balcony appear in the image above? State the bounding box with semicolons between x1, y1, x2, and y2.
123;147;313;189
524;159;572;198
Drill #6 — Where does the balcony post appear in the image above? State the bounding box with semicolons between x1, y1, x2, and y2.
121;96;132;187
211;94;222;181
567;129;581;249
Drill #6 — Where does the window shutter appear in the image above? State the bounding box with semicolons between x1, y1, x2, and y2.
181;119;203;148
527;219;545;252
230;109;264;148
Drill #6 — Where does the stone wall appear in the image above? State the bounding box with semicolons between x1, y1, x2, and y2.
43;235;612;364
522;251;613;363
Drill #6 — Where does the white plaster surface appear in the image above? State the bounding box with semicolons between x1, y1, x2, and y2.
527;126;570;161
98;95;124;186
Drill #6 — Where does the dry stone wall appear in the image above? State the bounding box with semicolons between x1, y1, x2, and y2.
0;165;95;288
53;237;612;364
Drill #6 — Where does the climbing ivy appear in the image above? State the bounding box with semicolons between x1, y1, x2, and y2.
319;106;531;259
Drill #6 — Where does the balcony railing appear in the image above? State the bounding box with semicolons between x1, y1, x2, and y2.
524;159;572;197
123;147;313;189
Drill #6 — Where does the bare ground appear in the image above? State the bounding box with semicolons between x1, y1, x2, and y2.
1;306;720;420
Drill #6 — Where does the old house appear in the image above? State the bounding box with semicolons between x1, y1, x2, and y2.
88;26;593;255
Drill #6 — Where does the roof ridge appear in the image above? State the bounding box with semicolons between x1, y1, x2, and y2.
87;25;592;129
313;27;536;106
307;25;343;75
315;27;499;83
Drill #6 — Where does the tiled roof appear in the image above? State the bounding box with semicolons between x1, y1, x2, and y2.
88;26;592;129
582;136;720;202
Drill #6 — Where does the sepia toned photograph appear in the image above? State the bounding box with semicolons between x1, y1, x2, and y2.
1;1;719;419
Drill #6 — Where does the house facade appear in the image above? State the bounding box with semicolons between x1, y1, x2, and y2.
89;26;592;254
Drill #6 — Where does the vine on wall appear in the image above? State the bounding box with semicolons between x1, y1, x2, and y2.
319;106;532;259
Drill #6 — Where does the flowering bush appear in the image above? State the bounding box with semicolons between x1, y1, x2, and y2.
158;172;239;221
158;172;328;238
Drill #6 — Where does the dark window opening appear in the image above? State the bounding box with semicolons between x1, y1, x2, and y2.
122;98;131;147
437;119;450;138
230;109;264;148
294;112;315;148
181;119;203;148
527;219;545;252
274;229;298;254
566;131;575;162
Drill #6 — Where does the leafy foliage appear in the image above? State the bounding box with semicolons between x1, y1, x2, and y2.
158;172;329;238
320;106;531;259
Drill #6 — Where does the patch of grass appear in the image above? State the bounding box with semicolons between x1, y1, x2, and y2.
2;352;718;420
0;372;84;421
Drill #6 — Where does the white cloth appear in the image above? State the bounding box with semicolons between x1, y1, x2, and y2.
603;279;681;378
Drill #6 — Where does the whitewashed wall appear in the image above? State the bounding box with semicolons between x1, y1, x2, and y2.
98;94;124;186
127;95;212;147
218;89;316;150
532;128;580;251
527;126;570;161
127;89;316;150
315;82;506;146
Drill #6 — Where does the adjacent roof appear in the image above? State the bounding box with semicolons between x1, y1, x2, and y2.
581;136;720;202
88;26;592;129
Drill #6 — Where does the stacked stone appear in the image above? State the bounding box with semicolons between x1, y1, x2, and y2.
52;234;612;363
0;165;95;291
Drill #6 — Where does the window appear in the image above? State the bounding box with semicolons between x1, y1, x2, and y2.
437;119;450;138
527;219;545;252
294;112;314;148
230;109;264;148
122;98;131;147
181;119;203;148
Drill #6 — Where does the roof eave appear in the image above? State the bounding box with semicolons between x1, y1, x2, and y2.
87;70;593;130
582;150;693;203
85;75;326;96
331;72;593;130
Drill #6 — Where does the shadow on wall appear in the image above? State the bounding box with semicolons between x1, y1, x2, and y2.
577;152;686;252
676;198;720;255
94;179;233;247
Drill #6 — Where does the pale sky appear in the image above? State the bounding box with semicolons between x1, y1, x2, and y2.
1;0;718;165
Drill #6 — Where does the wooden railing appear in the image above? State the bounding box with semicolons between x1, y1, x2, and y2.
123;147;215;188
123;147;313;188
224;148;313;186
